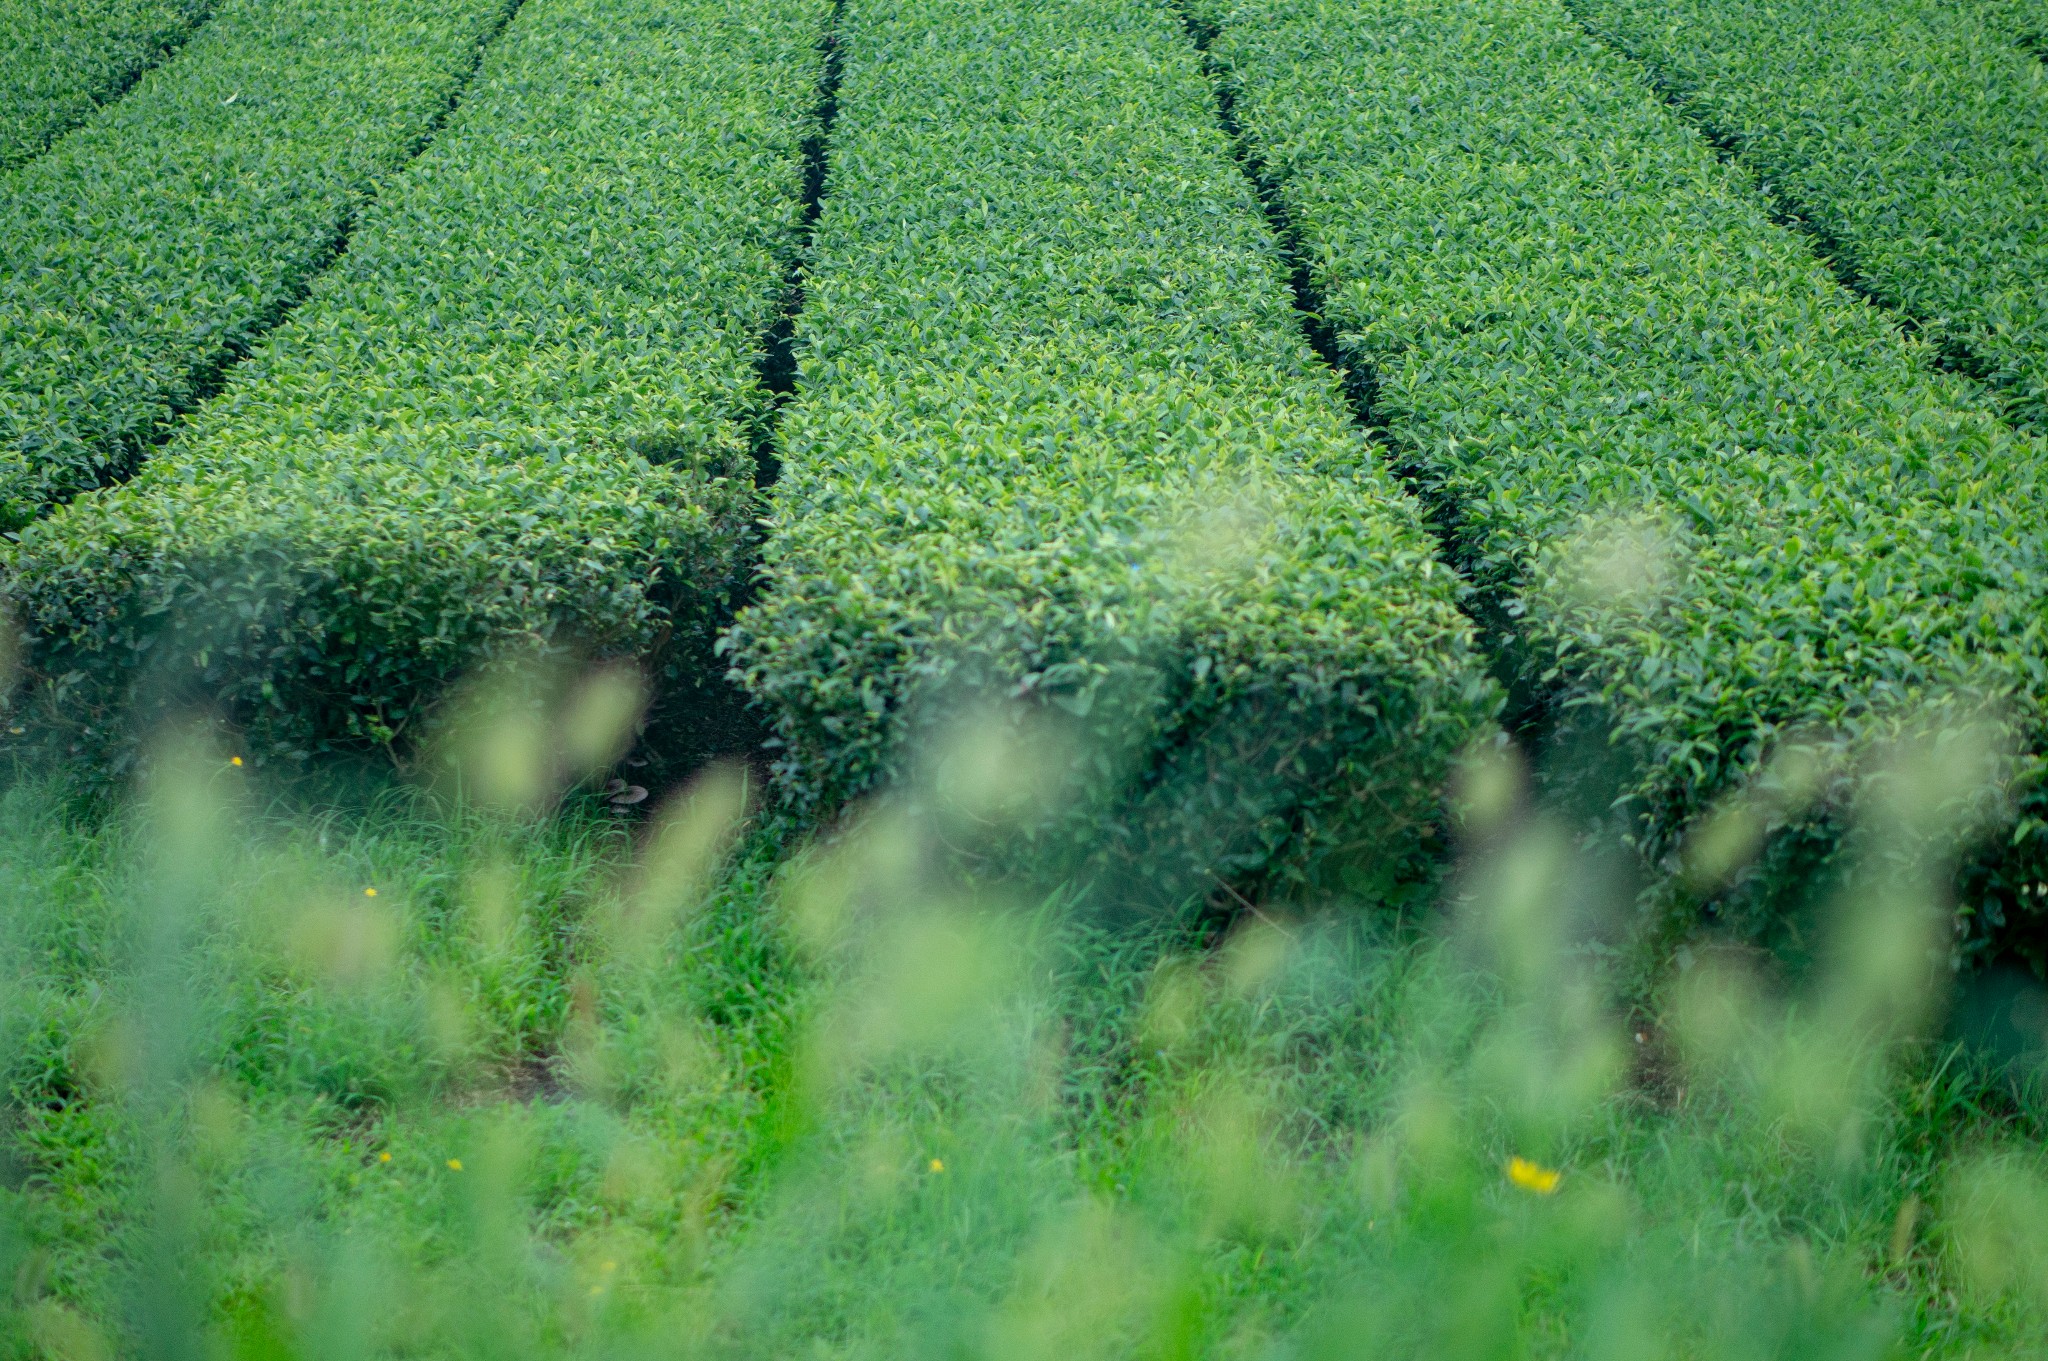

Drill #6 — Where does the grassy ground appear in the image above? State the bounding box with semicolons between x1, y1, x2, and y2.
4;711;2048;1358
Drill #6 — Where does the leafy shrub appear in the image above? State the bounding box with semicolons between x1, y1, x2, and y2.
1192;0;2048;957
727;0;1501;901
0;0;211;170
1973;0;2048;55
1568;0;2048;431
0;0;515;530
1;0;829;760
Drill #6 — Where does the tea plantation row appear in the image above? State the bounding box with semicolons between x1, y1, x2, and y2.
0;0;514;531
725;0;1498;898
0;0;211;170
3;0;829;756
1570;0;2048;432
1189;0;2048;953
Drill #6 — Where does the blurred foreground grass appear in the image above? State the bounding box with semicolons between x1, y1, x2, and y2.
4;706;2048;1358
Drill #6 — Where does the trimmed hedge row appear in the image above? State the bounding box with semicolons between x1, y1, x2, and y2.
1190;0;2048;953
728;0;1501;898
1566;0;2048;432
1;0;828;759
0;0;514;532
0;0;211;170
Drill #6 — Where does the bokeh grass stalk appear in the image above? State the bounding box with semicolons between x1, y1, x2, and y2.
3;677;2047;1357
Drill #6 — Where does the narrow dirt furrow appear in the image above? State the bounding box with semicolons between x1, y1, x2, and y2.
751;0;849;491
1172;0;1549;740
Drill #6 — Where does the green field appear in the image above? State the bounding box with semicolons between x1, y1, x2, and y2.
0;0;212;171
4;0;2048;1353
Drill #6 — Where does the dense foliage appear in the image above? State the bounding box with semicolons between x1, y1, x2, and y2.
0;0;210;170
728;0;1501;900
1976;0;2048;55
1192;0;2048;956
1;0;826;759
0;0;514;531
6;0;2048;1351
1568;0;2048;431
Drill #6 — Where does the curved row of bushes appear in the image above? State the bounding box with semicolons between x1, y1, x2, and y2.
1190;0;2048;957
728;0;1502;901
1565;0;2048;432
0;0;516;532
1;0;829;761
0;0;212;170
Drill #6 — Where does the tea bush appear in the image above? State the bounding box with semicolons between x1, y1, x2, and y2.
1570;0;2048;431
1975;0;2048;54
1;0;828;759
0;0;211;169
1192;0;2048;955
728;0;1501;899
0;0;514;530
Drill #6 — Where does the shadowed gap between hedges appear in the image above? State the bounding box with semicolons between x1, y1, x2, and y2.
46;0;532;522
749;0;848;493
1;0;225;175
1557;0;2048;441
1167;0;1585;939
2003;17;2048;63
642;0;848;785
1169;0;1555;747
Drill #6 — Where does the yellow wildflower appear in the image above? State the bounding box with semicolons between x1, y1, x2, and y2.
447;1158;463;1172
230;756;243;767
929;1158;945;1173
378;1151;391;1164
1506;1156;1561;1195
364;887;378;897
